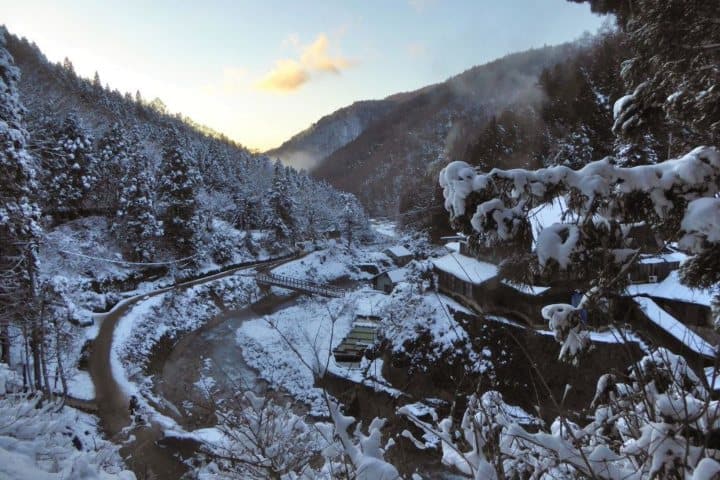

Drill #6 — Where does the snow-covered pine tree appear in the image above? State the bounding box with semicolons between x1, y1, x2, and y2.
41;113;96;219
158;127;199;257
0;26;41;373
265;159;296;245
577;0;720;152
93;122;135;212
112;153;163;262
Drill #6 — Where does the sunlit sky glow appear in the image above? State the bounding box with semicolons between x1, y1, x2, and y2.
3;1;607;151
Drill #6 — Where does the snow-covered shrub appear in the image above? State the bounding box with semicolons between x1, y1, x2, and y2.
203;219;244;265
317;400;400;480
440;146;720;360
0;363;135;479
401;348;720;479
381;283;486;374
197;391;326;479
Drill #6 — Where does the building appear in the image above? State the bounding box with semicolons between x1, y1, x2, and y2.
627;251;685;283
384;245;413;266
627;270;714;330
372;269;405;293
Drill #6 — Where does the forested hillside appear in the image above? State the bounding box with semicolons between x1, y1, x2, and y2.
266;98;398;170
311;42;580;216
2;1;719;478
5;31;365;265
0;25;370;413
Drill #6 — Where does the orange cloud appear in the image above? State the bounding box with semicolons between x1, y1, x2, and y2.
300;34;351;73
255;59;308;92
256;34;353;93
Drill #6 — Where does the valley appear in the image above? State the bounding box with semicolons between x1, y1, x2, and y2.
2;1;720;478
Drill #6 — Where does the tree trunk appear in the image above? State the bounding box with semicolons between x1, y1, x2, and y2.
0;323;9;364
54;314;68;397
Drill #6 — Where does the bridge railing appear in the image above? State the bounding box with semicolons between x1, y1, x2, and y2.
256;272;346;298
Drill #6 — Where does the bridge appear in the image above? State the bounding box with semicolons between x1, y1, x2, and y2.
255;272;346;298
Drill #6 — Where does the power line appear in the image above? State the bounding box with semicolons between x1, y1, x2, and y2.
55;248;197;266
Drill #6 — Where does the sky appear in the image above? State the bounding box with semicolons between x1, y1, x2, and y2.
3;1;607;151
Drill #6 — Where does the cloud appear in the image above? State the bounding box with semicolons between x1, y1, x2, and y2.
256;33;353;93
256;59;308;92
300;34;351;73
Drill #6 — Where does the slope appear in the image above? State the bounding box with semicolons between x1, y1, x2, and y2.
311;43;578;216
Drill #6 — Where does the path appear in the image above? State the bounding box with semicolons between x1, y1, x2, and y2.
87;255;298;478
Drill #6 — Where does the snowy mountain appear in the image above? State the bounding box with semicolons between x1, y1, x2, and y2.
300;44;579;215
266;99;398;170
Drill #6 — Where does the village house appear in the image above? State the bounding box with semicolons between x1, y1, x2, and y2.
627;250;685;283
432;239;717;364
384;245;413;266
372;269;405;293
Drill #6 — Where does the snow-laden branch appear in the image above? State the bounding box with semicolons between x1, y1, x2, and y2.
440;146;720;233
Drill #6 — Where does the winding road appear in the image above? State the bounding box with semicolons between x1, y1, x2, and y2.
87;255;298;478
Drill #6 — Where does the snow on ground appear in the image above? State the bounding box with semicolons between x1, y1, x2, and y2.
114;274;259;392
381;284;488;372
41;216;134;284
112;294;167;396
369;218;399;239
237;279;489;416
0;365;134;480
271;242;392;283
634;296;716;357
431;252;498;284
237;294;356;415
67;370;95;401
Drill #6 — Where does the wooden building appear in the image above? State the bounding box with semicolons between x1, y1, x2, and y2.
384;246;413;266
627;251;685;283
372;269;405;293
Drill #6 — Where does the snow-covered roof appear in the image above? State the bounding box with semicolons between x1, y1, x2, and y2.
385;245;412;258
431;253;498;285
634;297;715;357
627;271;714;306
501;280;550;296
445;241;460;253
638;251;688;265
374;269;405;283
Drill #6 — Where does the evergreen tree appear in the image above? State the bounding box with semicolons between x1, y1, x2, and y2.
112;154;162;262
265;160;296;245
0;27;41;371
158;128;199;257
41;113;96;217
94;123;135;212
92;71;101;89
574;0;720;151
